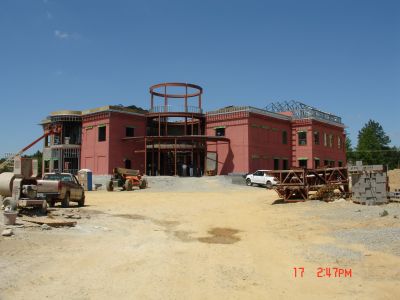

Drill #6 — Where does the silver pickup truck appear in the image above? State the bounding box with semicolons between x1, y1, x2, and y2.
37;173;85;207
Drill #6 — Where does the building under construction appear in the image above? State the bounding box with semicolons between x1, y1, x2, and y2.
40;83;346;182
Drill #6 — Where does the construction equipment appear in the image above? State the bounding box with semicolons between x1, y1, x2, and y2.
0;125;61;171
0;157;48;214
267;167;350;202
106;168;148;191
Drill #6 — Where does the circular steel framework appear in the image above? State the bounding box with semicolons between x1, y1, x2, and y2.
146;83;206;176
149;82;203;99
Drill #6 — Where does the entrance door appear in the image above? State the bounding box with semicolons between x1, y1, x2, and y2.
206;152;217;175
125;159;131;169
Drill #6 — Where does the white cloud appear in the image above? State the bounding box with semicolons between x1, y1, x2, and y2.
54;30;81;40
54;30;69;39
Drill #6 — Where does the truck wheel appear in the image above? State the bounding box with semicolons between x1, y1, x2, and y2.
124;180;133;191
62;192;70;208
40;201;47;215
46;196;56;207
106;181;114;192
77;195;85;207
266;181;273;189
246;178;252;186
139;179;147;189
2;197;17;211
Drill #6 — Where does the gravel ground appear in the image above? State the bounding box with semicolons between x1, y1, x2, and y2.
303;201;400;221
299;200;400;259
334;227;400;256
305;244;363;263
145;175;249;192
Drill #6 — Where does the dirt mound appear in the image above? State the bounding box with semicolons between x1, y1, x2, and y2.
388;169;400;191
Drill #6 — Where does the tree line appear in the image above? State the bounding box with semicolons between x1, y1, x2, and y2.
346;120;400;169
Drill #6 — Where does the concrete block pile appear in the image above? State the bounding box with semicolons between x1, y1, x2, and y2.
349;161;389;205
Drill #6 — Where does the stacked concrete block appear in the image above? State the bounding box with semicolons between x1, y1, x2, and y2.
389;189;400;201
349;161;389;205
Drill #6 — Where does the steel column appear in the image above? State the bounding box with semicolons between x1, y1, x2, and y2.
144;137;147;175
174;138;177;176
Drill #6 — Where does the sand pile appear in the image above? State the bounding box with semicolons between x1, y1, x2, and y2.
388;169;400;191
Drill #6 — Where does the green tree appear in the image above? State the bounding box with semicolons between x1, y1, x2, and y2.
345;131;355;164
386;146;400;169
356;120;391;165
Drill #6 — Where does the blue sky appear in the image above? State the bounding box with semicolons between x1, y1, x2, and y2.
0;0;399;155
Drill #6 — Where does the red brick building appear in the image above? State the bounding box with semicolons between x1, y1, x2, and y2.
206;103;346;174
41;84;346;182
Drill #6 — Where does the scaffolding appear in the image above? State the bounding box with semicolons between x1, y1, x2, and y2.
266;100;342;124
42;111;82;174
267;167;350;202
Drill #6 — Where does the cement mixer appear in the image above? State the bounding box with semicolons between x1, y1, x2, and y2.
0;157;47;214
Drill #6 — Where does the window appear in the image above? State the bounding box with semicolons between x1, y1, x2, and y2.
53;160;59;172
314;131;320;145
282;131;288;144
314;159;320;168
98;126;106;142
329;134;333;148
126;127;135;137
323;132;327;147
298;159;307;168
124;159;131;169
274;159;280;170
338;136;342;149
298;131;307;146
282;159;289;170
338;161;343;167
324;160;329;167
44;160;50;173
215;128;225;136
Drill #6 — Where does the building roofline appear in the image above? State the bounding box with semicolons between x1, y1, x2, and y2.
39;118;51;125
81;105;146;117
206;106;291;121
207;105;345;127
50;110;82;116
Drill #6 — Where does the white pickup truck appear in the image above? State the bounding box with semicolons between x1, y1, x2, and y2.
245;170;277;189
37;173;85;207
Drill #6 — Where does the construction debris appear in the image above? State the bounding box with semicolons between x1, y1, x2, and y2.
2;229;13;236
389;189;400;202
41;224;52;230
22;216;77;227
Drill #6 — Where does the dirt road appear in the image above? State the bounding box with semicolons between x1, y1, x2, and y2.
1;177;399;299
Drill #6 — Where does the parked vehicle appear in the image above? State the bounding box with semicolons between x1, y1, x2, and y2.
37;173;85;207
245;170;277;189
